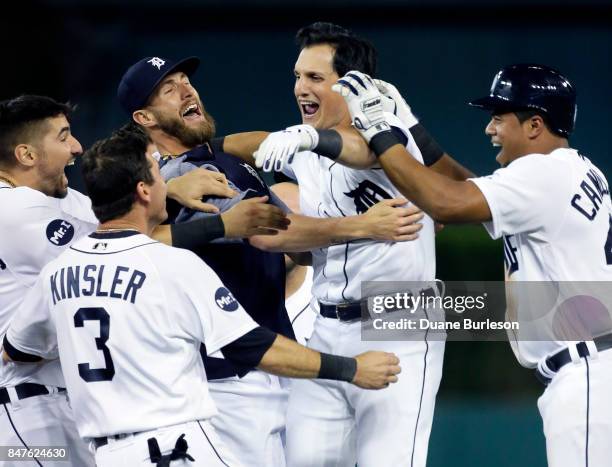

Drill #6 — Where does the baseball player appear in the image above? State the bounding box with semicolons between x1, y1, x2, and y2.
117;54;422;467
3;128;401;467
252;22;474;467
0;95;97;467
332;65;612;467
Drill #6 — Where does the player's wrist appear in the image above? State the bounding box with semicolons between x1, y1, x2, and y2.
369;130;404;158
317;352;357;382
170;216;225;248
409;123;444;166
335;215;367;241
165;178;180;200
313;129;342;160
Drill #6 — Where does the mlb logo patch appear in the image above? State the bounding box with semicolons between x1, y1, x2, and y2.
215;287;239;312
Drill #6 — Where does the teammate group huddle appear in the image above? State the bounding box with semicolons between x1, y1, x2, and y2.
1;21;611;467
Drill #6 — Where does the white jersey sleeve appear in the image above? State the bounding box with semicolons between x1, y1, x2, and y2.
171;250;259;355
469;154;568;239
6;268;58;360
0;187;97;284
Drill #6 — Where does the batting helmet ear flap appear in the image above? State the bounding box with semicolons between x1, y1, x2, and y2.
469;64;577;137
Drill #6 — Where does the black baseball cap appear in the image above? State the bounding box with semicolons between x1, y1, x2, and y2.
117;56;200;115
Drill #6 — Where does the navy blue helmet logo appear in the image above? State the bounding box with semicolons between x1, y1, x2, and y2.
345;180;392;214
215;287;239;312
46;219;75;246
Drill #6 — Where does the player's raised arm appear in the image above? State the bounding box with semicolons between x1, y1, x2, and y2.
253;124;377;172
220;329;400;390
214;131;269;167
372;77;475;181
333;71;491;224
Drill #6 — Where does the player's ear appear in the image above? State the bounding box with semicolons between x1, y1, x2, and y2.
135;180;151;204
526;115;546;139
133;109;156;128
14;144;37;167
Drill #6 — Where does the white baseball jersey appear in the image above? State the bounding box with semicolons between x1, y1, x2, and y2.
283;114;436;303
0;183;97;387
6;231;258;439
285;267;317;345
470;148;612;366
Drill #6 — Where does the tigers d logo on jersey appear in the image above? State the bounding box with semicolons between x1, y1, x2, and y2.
46;219;75;246
503;235;519;276
215;287;239;311
345;180;392;214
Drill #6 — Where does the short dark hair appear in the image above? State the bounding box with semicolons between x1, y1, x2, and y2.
82;122;155;223
0;95;73;168
514;109;555;134
296;22;377;77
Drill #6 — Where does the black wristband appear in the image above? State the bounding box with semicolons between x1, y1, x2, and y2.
409;123;444;167
318;352;357;382
209;137;225;154
170;215;225;249
313;129;342;160
370;130;403;157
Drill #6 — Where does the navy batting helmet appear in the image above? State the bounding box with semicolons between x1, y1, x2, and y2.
469;64;577;137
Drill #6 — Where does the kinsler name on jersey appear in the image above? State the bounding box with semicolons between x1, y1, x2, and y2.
49;264;147;305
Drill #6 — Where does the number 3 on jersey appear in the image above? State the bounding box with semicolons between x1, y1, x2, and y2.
74;307;115;382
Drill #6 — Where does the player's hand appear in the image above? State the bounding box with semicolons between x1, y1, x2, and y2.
221;196;291;238
253;125;319;172
352;351;401;389
362;198;424;242
373;78;419;129
332;71;391;143
166;168;236;213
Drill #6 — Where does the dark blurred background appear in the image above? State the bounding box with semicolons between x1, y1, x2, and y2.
6;1;611;464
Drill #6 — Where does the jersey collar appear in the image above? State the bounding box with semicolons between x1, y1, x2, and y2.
89;230;142;239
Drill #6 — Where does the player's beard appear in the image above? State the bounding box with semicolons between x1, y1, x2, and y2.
152;106;217;149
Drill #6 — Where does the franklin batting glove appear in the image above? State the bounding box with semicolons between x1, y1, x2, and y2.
332;70;391;143
254;124;319;172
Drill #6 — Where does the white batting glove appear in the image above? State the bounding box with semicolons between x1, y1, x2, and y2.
332;71;391;143
373;78;419;129
253;124;319;172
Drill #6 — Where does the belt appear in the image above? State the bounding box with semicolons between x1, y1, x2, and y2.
320;286;437;322
0;383;66;404
319;302;364;321
535;333;612;386
93;430;146;449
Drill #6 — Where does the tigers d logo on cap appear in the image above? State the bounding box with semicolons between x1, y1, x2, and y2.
117;55;200;115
